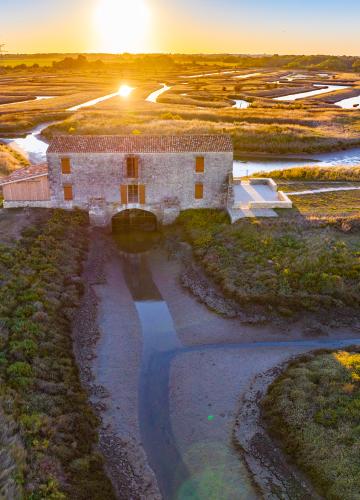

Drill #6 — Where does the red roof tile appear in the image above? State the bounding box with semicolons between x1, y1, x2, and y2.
0;163;48;186
47;135;233;154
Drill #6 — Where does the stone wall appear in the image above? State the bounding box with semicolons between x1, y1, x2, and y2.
3;200;53;209
47;151;232;226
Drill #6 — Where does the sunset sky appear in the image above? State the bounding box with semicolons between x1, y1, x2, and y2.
2;0;360;55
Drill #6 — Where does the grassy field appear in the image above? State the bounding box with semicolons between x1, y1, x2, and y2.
262;350;360;499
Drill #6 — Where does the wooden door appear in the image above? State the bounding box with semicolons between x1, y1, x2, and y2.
120;184;128;204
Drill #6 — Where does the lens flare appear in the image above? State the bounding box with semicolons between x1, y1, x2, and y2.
118;85;134;97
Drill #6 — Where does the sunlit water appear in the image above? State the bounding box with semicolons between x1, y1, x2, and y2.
232;99;250;109
232;72;262;79
146;84;172;103
335;94;360;109
274;84;349;101
0;95;55;107
67;91;127;111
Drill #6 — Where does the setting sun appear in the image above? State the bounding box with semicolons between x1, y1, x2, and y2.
118;84;134;97
94;0;150;53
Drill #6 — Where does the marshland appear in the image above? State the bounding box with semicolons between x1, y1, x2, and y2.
0;51;359;499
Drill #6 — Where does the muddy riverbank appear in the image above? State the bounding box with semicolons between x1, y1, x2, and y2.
72;228;360;499
72;230;161;499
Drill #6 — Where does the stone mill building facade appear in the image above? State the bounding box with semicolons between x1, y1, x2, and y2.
1;135;234;228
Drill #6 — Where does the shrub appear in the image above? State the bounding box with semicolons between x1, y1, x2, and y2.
263;350;360;499
0;209;115;498
178;210;360;317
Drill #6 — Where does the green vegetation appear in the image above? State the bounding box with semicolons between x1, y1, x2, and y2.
0;210;114;499
178;209;360;318
262;350;360;499
256;166;360;181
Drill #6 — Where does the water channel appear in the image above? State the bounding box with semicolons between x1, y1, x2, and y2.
108;233;360;499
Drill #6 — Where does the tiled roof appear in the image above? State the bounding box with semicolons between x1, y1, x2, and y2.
47;135;233;154
0;163;48;186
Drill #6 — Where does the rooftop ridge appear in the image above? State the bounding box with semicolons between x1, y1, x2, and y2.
47;134;233;154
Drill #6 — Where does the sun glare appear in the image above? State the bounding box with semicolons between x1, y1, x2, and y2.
94;0;150;53
118;84;134;97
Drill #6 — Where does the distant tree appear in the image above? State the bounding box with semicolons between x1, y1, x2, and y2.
352;59;360;73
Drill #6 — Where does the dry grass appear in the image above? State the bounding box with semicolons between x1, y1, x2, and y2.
0;144;29;176
258;166;360;181
290;190;360;218
1;65;360;155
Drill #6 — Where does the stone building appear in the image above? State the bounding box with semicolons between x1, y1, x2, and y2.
0;134;292;227
1;135;233;228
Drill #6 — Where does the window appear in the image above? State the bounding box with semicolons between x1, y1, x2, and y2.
128;185;139;203
61;157;71;174
120;184;145;204
63;184;73;201
126;157;139;178
195;183;203;199
195;156;205;173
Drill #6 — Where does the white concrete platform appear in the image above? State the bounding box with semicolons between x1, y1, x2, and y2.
227;177;292;221
233;183;279;206
228;207;278;223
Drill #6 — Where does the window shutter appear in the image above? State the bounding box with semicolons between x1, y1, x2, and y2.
139;184;146;204
195;183;203;199
195;156;205;173
134;157;139;178
120;185;128;204
63;184;73;201
61;158;71;174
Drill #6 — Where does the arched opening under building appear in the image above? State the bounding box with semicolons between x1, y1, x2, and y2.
112;209;157;233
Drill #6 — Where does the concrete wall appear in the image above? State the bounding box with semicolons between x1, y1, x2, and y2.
47;151;232;225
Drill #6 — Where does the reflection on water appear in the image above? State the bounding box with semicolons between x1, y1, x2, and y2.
116;234;184;498
113;230;160;254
